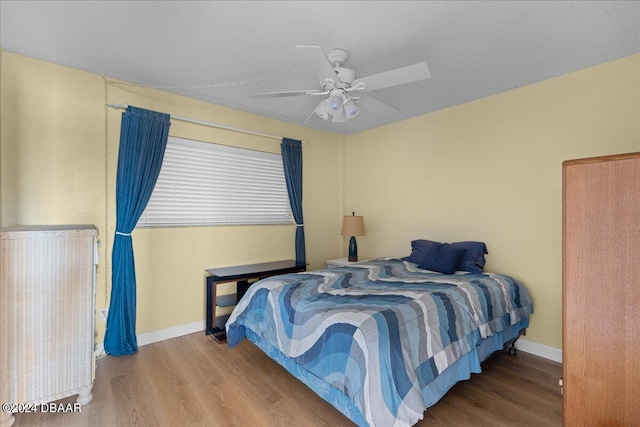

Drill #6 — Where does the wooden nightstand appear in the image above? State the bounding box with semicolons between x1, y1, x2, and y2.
326;257;370;268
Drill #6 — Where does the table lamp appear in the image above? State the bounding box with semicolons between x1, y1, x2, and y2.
341;212;366;262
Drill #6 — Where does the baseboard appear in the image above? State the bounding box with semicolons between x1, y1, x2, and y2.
137;320;205;346
516;338;562;363
95;319;205;358
95;342;105;359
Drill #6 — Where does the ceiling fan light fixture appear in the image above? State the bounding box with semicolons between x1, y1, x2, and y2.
332;110;348;123
326;95;344;115
313;100;329;120
343;99;361;118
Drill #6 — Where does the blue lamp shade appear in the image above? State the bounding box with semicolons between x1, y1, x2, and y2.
341;215;365;262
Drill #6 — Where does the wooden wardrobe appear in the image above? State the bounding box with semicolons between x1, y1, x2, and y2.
563;152;640;425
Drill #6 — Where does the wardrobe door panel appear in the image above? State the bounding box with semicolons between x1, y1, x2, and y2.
562;153;640;426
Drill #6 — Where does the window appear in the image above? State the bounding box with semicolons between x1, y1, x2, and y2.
138;136;293;227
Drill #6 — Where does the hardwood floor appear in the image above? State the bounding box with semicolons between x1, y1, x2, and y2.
13;332;562;426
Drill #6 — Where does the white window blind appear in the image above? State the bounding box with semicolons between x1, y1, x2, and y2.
138;136;293;227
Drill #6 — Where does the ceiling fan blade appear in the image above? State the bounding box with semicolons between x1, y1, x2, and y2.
295;46;338;83
352;62;431;92
249;89;324;99
357;95;399;116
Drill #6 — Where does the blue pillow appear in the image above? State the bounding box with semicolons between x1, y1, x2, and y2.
417;242;466;275
402;239;441;264
403;239;489;273
450;241;488;273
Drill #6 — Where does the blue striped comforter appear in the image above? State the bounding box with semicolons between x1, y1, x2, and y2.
226;258;533;426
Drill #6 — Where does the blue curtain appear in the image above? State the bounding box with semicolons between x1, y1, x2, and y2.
104;106;170;356
281;138;306;265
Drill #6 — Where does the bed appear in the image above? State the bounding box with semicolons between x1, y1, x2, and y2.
226;258;533;427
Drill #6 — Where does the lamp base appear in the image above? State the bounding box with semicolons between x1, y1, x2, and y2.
348;236;358;263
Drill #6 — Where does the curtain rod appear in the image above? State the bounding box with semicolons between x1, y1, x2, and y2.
107;103;307;145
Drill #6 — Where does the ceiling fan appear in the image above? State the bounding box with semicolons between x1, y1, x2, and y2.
250;46;431;123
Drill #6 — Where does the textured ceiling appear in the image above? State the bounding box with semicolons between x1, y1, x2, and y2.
1;1;639;134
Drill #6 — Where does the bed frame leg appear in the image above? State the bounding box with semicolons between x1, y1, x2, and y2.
504;328;526;356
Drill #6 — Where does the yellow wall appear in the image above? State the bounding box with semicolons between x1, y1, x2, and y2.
0;51;343;343
2;50;639;352
343;54;640;349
